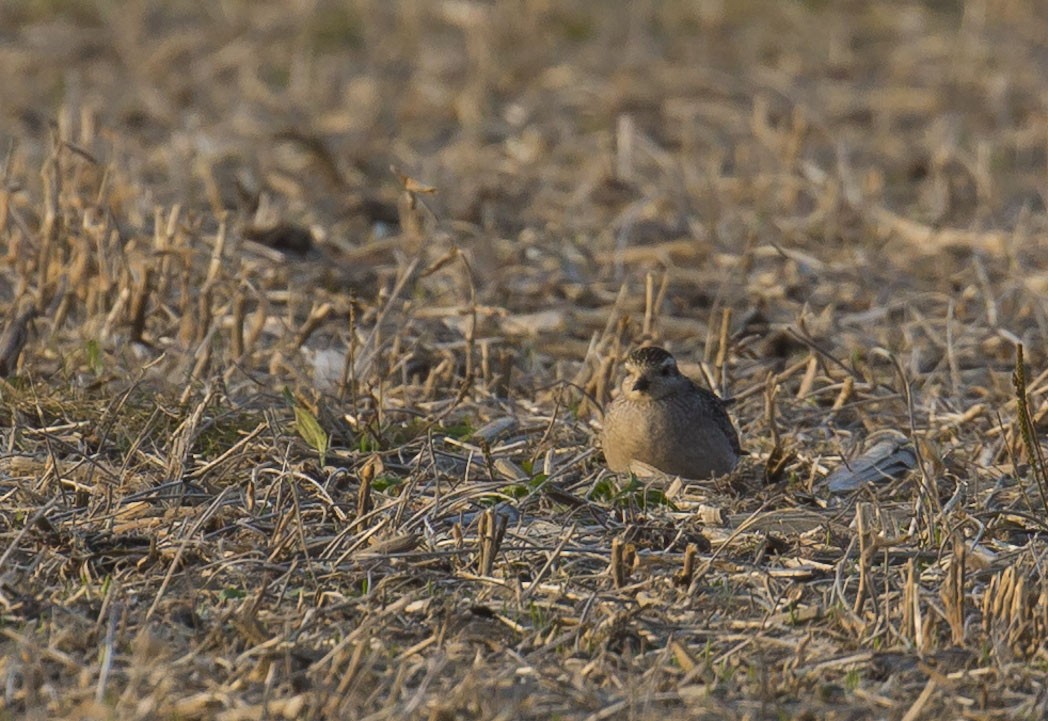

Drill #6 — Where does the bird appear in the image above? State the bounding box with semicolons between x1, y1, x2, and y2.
600;346;743;479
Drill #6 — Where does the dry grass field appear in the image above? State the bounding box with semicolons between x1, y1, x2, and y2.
3;0;1048;718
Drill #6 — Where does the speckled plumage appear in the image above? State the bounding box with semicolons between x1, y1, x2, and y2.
601;347;742;479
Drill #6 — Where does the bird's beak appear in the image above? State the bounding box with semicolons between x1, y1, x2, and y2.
632;376;650;392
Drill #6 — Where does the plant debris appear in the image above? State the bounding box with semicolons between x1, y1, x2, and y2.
2;2;1048;719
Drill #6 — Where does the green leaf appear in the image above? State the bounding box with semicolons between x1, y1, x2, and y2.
294;403;329;466
85;339;103;375
440;420;474;439
371;475;401;493
589;478;615;501
501;484;529;499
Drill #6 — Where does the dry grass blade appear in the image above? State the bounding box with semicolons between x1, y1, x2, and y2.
1012;344;1048;519
940;533;966;646
476;507;508;577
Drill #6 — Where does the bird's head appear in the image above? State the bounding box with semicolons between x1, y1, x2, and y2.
620;346;688;401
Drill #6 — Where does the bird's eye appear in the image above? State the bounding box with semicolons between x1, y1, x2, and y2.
660;366;671;376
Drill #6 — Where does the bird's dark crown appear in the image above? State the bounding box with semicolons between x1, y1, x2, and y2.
625;346;678;372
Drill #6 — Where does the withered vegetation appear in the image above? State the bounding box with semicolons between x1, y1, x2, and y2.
2;1;1048;719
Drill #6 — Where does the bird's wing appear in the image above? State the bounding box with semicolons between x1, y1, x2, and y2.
691;382;744;456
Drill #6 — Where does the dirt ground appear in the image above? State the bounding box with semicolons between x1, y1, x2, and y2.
2;1;1048;719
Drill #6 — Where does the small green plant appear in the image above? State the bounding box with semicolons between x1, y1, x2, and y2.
590;476;677;510
589;477;617;502
285;388;329;465
371;475;402;493
440;420;474;439
220;587;246;601
501;471;548;499
84;339;104;375
843;669;861;690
